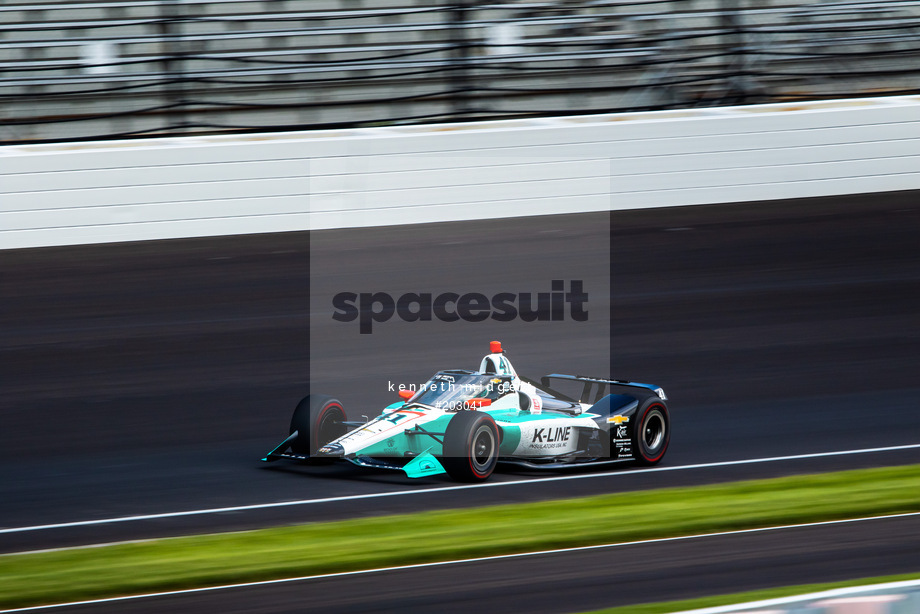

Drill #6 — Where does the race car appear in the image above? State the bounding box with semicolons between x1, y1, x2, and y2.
262;341;669;481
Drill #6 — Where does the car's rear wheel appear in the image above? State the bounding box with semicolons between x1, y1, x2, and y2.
633;397;670;466
289;395;347;457
442;411;499;482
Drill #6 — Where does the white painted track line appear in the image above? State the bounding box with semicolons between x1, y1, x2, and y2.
2;512;919;613
2;443;919;535
672;578;920;613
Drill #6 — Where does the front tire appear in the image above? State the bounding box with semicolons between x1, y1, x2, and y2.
442;411;499;482
289;395;347;456
633;397;670;466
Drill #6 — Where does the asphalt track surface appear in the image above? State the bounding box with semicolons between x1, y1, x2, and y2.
3;191;920;609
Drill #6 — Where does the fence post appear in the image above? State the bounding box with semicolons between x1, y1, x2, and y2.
158;0;187;132
448;1;473;118
720;0;759;104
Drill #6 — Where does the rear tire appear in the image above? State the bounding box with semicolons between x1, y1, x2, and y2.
633;397;669;466
289;395;347;456
442;411;499;482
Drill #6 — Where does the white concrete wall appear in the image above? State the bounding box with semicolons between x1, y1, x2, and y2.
3;95;920;250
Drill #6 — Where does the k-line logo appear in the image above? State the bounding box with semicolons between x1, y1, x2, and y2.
533;426;571;443
332;280;588;334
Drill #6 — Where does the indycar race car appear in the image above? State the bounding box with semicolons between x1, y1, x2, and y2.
262;341;669;482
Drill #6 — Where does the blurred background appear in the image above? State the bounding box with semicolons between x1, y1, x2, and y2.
3;3;920;613
4;0;920;143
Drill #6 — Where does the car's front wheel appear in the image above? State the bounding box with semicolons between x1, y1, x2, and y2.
289;394;347;457
442;411;499;482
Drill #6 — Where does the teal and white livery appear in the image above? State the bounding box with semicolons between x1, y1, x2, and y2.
263;341;670;482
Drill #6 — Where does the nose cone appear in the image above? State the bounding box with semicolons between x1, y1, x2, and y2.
315;442;344;457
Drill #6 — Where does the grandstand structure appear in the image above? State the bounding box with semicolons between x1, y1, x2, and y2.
2;0;920;143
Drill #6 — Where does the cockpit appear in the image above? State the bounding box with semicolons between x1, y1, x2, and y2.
406;371;515;411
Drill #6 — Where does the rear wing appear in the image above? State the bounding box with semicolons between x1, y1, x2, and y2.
522;373;667;405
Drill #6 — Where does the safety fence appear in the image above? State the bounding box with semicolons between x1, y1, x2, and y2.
3;0;920;143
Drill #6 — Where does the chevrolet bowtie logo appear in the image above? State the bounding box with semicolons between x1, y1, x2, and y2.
608;415;629;425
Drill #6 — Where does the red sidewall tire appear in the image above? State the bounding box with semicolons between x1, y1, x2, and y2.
633;399;669;466
442;411;499;482
289;395;346;455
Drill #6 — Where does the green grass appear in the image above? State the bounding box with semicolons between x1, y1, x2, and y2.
581;572;920;613
2;464;919;609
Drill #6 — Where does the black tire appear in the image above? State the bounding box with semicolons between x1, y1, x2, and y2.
289;395;347;456
441;411;499;482
632;397;670;466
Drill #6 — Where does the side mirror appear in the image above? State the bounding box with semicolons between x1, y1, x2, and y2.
398;389;414;401
466;398;491;408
